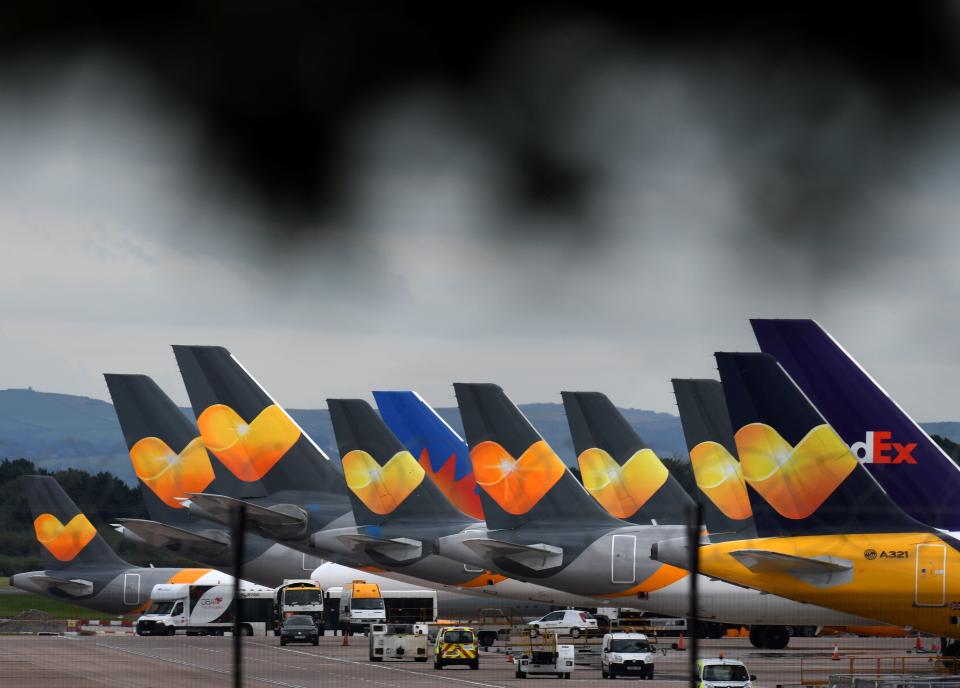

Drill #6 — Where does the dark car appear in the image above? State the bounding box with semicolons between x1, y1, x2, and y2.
280;615;319;646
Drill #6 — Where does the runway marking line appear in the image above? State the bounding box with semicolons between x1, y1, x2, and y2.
280;646;508;688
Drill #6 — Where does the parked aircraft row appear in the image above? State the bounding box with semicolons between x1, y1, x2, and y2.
12;319;960;652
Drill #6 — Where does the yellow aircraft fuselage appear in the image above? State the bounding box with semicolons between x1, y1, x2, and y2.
697;532;960;638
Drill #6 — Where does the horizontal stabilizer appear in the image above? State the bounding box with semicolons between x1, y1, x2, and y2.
730;549;853;587
186;493;307;539
117;519;230;557
29;575;94;596
462;538;563;571
335;534;423;562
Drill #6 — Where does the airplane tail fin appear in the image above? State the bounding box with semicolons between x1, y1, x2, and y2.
752;318;960;532
104;373;231;525
25;475;128;570
373;391;484;520
561;391;693;524
716;352;920;536
172;345;346;498
453;383;620;530
671;379;755;540
328;398;470;526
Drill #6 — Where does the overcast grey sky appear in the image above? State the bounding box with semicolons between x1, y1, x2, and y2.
3;33;960;419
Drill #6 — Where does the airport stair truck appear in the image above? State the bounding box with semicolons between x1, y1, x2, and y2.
137;582;275;636
368;623;430;662
515;629;575;679
274;580;324;634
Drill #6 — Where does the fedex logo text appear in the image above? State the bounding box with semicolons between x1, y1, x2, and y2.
850;431;917;465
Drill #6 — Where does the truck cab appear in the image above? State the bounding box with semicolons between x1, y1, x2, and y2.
341;581;386;629
601;632;655;679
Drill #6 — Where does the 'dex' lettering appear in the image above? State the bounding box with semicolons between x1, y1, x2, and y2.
850;431;917;465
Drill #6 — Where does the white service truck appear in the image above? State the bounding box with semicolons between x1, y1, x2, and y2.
368;622;430;662
136;582;275;636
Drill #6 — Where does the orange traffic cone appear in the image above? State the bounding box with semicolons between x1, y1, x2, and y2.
932;639;941;653
676;633;686;651
831;644;840;661
507;652;514;664
916;635;925;652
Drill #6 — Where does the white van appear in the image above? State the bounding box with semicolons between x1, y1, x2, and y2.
601;632;655;679
528;609;598;638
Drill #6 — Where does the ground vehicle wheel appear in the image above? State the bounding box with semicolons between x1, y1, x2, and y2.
167;626;176;636
370;657;382;662
415;657;427;663
748;626;763;648
569;627;582;639
761;625;789;650
280;639;287;646
602;669;609;679
529;625;539;637
434;661;442;670
516;669;523;679
239;625;253;636
470;660;479;670
312;638;319;646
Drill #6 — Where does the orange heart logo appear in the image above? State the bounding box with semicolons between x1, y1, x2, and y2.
129;436;216;508
736;423;858;519
197;404;301;481
689;441;753;521
471;440;566;515
342;450;425;515
578;447;669;519
34;513;97;562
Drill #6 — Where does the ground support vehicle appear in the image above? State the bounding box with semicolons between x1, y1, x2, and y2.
515;630;575;679
601;632;655;679
368;623;429;662
696;658;756;688
274;580;324;634
528;609;598;639
433;626;480;670
136;583;274;636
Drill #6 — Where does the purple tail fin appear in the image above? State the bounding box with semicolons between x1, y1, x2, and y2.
752;318;960;532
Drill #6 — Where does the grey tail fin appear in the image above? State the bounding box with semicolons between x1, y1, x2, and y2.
328;399;472;527
105;373;222;527
671;379;756;541
561;391;693;525
453;383;622;530
172;345;346;498
25;475;128;570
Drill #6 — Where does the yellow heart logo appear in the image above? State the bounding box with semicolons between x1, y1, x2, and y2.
471;440;566;515
197;404;301;481
577;447;668;519
34;513;97;562
736;423;858;519
689;441;753;521
342;450;425;515
129;436;216;508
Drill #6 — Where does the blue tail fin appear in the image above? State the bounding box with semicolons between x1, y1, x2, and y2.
373;391;484;520
716;352;920;536
752;318;960;532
